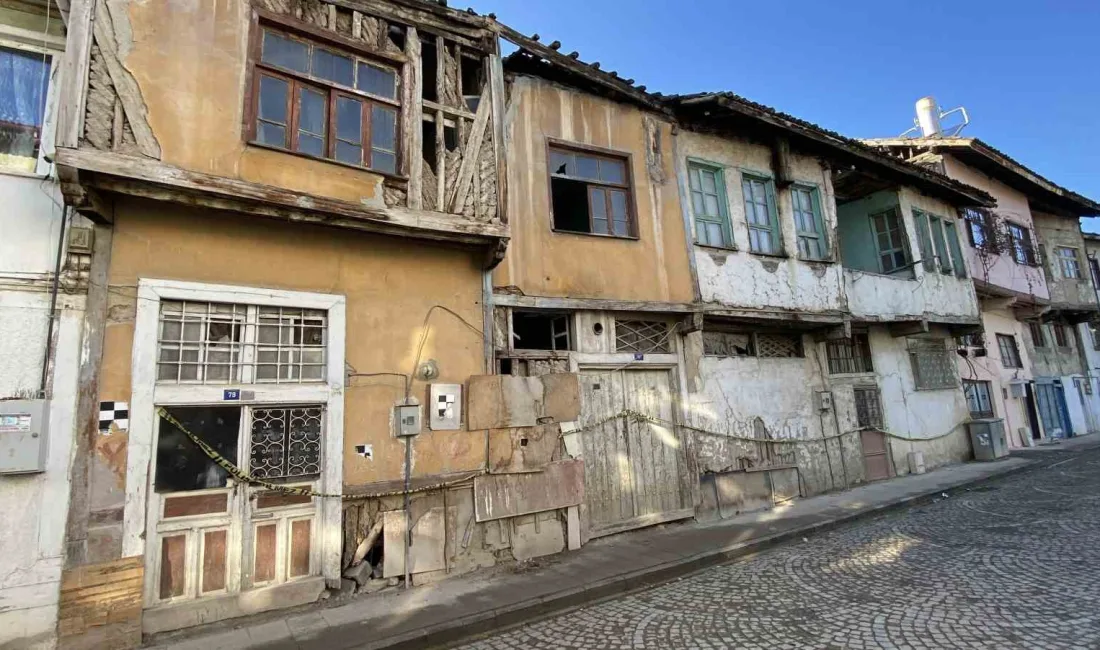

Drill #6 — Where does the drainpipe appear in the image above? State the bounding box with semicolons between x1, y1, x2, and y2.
39;205;69;397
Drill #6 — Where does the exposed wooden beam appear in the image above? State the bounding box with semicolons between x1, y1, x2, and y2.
321;0;491;46
404;26;423;209
55;0;94;148
448;87;490;212
492;293;699;315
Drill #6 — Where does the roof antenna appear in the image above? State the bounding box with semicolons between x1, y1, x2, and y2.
900;96;970;138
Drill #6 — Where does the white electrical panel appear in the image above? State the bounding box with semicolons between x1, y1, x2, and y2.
814;391;834;412
395;404;422;437
0;400;49;474
430;383;462;430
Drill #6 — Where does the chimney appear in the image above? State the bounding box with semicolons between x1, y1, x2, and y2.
916;96;942;137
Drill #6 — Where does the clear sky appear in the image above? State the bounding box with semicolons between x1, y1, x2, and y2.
471;0;1100;230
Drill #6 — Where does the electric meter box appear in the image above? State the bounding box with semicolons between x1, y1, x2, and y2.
395;404;422;437
0;400;49;474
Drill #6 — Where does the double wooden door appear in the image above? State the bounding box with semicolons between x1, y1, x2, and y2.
577;368;692;537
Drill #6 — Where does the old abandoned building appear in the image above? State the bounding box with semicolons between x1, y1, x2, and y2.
0;1;1098;649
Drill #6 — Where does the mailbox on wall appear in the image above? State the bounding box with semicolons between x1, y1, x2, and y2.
0;400;49;474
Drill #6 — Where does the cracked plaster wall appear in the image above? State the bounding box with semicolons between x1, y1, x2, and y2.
675;130;845;313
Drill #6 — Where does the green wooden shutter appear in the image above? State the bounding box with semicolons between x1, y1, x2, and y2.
810;187;828;257
913;210;935;272
765;180;782;254
945;221;967;278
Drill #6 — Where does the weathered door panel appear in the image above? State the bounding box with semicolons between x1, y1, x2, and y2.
622;369;688;518
578;371;632;530
860;430;891;482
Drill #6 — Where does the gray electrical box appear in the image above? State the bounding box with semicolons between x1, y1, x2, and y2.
429;383;462;430
968;418;1008;461
0;400;49;474
395;404;422;437
814;390;834;412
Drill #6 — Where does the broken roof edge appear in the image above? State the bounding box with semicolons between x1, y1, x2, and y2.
862;136;1100;217
668;93;995;208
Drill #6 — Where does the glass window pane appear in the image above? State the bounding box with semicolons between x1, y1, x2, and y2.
297;134;324;157
370;150;396;174
688;168;702;192
298;87;326;134
612;219;629;237
593;218;609;235
262;30;309;74
311;48;354;86
600;159;626;184
335;141;362;165
335;96;363;144
549;150;573;176
691;191;705;215
258;75;289;124
609;190;628;219
706;222;722;246
576;155;600;180
370;105;397;151
258;123;286;147
590;188;607;219
155;407;240;492
357;62;397;99
701;170;717;193
703;194;720;216
0;47;51;171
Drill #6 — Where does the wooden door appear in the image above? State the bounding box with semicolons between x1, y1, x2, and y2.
578;369;690;537
860;429;892;482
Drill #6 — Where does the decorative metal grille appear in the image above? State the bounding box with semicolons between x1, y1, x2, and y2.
853;387;883;429
826;334;873;374
615;320;671;353
250;406;323;480
157;301;327;384
908;339;956;390
703;331;754;357
756;333;803;358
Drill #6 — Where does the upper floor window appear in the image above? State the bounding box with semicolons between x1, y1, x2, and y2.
687;161;732;248
826;333;873;375
963;208;994;251
1005;222;1038;266
0;45;53;175
250;26;400;174
913;210;967;278
996;333;1022;369
792;185;828;261
742;174;780;255
870;208;910;274
1029;321;1046;348
549;144;634;238
1055;246;1081;279
157;300;327;384
703;329;804;359
1089;257;1100;288
1053;323;1070;348
908;338;956;390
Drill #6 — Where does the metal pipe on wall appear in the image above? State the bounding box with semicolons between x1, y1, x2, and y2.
39;205;69;397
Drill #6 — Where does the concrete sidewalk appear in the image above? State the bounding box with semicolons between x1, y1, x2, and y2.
150;456;1037;650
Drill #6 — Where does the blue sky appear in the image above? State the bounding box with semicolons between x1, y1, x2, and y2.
472;0;1100;230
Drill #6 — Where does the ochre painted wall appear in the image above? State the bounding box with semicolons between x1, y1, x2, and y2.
98;198;487;486
495;76;694;303
122;0;387;205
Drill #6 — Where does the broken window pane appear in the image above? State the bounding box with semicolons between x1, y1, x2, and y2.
703;331;753;357
262;30;309;74
155;407;241;493
549;150;574;176
512;311;573;351
0;46;51;173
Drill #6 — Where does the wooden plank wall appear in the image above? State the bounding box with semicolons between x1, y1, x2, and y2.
57;557;143;650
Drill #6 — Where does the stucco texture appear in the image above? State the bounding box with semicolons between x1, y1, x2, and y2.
494;76;693;304
98;198;487;486
676;130;846;314
120;0;386;205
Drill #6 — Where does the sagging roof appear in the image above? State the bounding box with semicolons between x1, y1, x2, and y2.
862;137;1100;217
495;29;994;209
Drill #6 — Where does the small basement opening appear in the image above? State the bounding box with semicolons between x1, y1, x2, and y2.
512;312;572;351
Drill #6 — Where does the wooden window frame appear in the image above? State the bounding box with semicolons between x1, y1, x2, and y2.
944;218;967;278
1053;323;1069;348
687;159;733;249
913;209;936;273
244;14;402;177
741;172;782;256
1055;246;1081;279
1005;221;1038;266
546;139;638;240
996;333;1022;369
826;332;874;375
791;183;829;261
962;208;994;251
927;214;953;275
869;207;911;275
1029;321;1046;348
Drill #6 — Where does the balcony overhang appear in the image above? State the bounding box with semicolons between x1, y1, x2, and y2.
55;148;509;252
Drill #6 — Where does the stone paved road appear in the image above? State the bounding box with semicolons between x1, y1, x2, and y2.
454;449;1100;650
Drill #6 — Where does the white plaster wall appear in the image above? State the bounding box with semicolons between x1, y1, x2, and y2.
0;293;83;649
955;308;1036;447
845;187;979;322
675;130;846;314
0;175;65;278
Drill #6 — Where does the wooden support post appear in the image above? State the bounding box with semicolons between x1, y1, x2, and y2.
351;10;361;39
435;36;446;210
56;0;95;148
404;27;422;209
489;47;507;223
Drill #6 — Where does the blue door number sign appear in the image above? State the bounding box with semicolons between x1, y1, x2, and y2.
224;389;241;401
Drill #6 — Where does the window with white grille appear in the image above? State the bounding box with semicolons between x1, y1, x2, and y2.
908;338;956;390
854;387;883;429
614;320;671;353
756;333;803;358
702;329;803;359
157;301;327;384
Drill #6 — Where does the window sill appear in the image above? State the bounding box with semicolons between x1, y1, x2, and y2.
0;167;50;181
749;251;789;260
828;371;876;379
695;243;737;253
551;228;639;242
245;141;409;186
845;268;917;281
914;385;960;392
799;256;835;265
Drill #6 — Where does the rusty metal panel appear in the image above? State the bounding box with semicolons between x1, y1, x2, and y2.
473;459;584;522
860;430;891;481
487;423;560;473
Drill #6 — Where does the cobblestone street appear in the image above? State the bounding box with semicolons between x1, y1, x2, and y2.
455;449;1100;650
